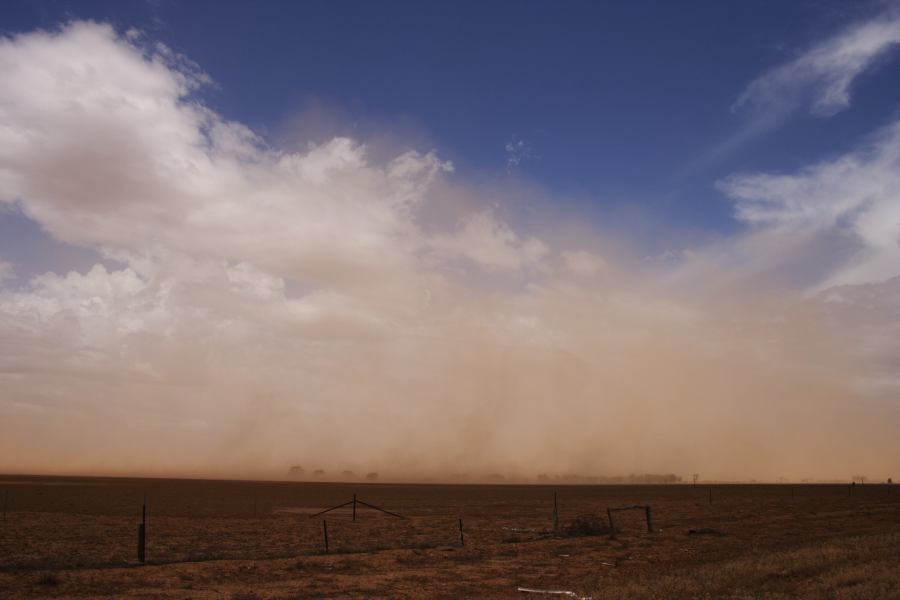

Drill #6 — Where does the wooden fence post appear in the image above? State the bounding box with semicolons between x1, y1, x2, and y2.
459;518;465;547
323;519;329;553
607;508;615;538
553;491;559;532
137;499;146;563
645;505;653;533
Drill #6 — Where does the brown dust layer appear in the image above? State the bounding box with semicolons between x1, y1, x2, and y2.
0;475;898;598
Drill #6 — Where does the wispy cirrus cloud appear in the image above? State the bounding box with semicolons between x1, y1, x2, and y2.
735;8;900;121
708;5;900;159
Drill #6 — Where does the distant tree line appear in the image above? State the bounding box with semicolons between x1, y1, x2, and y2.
536;473;682;484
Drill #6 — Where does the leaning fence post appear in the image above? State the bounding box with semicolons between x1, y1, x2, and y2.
645;505;653;532
459;518;465;547
323;519;329;553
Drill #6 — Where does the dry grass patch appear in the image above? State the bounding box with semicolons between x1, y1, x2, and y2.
592;532;900;600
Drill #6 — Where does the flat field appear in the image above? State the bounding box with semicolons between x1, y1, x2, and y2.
1;475;898;599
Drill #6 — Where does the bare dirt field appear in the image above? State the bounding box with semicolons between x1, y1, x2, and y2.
1;475;898;599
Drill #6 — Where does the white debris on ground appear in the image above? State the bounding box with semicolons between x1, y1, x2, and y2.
517;587;592;599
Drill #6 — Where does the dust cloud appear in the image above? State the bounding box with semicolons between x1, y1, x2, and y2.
0;22;897;483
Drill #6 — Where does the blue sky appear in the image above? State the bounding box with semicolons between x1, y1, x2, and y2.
5;0;899;237
1;2;899;479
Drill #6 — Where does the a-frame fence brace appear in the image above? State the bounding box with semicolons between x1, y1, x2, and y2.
308;493;405;521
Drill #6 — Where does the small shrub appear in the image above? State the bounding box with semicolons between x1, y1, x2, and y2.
36;572;59;586
564;513;611;537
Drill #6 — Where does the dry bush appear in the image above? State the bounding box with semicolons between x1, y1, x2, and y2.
563;513;611;537
36;572;59;586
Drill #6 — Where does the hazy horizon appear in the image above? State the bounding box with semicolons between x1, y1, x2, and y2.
0;471;876;486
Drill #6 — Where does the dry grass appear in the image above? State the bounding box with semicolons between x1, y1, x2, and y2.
592;532;900;600
0;476;897;598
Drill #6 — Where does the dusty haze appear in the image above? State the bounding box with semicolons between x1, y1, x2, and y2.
0;22;898;482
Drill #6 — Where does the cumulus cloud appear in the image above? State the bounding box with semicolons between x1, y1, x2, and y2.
0;22;457;289
0;22;897;481
430;211;549;271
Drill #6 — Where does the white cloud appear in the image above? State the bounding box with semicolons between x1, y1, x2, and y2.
226;262;285;300
0;259;14;282
505;137;535;171
734;8;900;122
431;211;548;271
693;5;900;162
718;120;900;288
0;22;460;289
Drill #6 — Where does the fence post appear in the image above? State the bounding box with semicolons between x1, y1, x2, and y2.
323;519;329;553
459;518;465;547
645;505;653;533
553;491;559;532
607;508;615;538
137;498;146;563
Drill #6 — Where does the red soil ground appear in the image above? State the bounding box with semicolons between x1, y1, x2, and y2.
1;476;898;598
